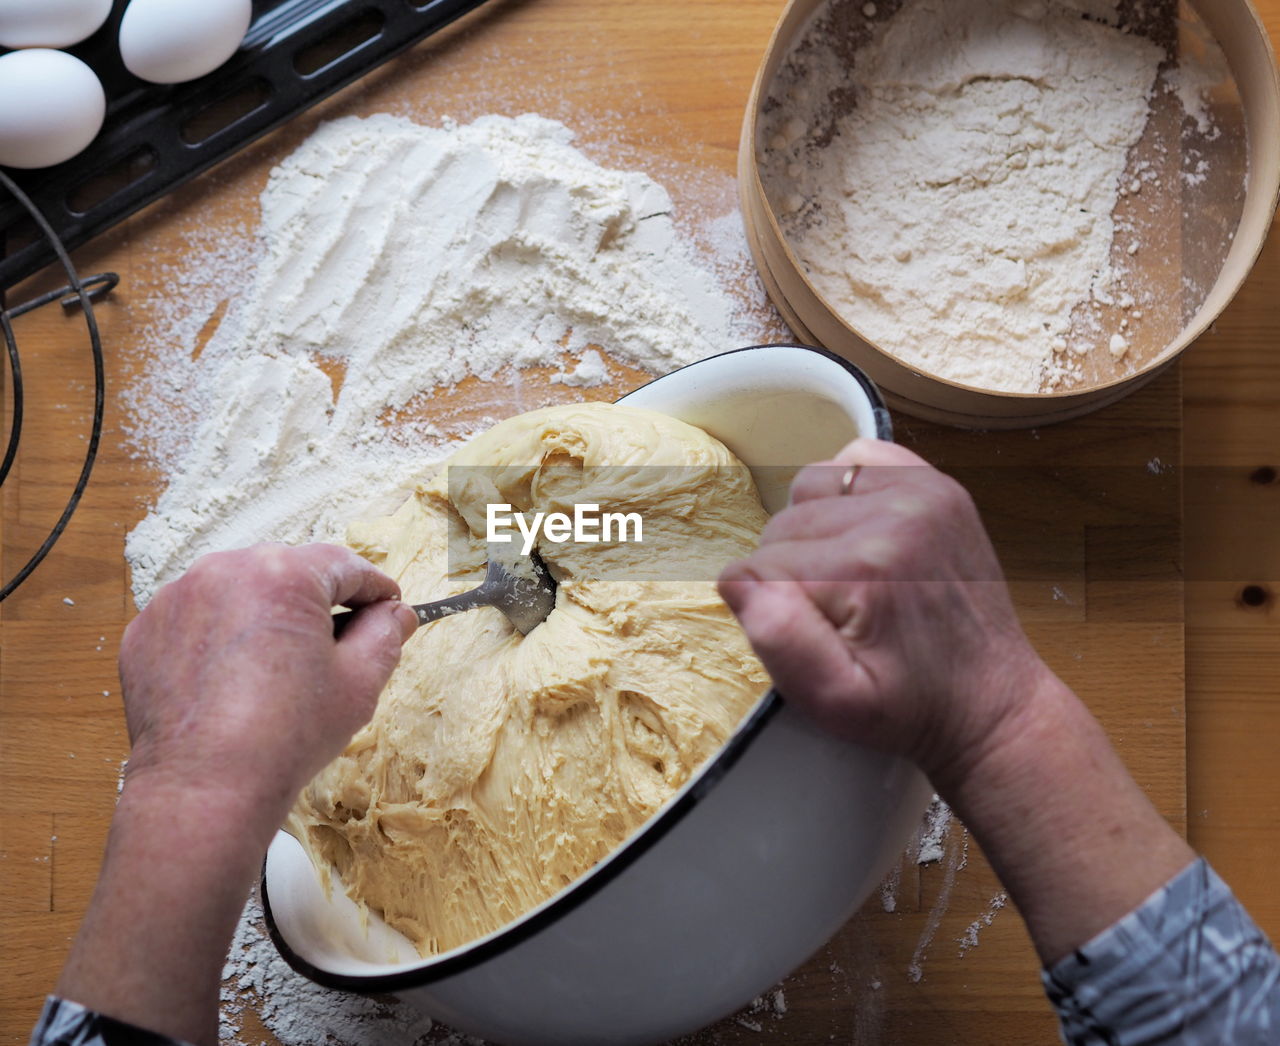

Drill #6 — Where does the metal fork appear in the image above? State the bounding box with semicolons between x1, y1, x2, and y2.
333;552;557;636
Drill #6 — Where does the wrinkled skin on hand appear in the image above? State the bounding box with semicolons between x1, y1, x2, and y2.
718;438;1051;784
119;543;418;823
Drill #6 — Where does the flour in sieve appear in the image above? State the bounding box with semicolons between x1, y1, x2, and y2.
760;0;1167;393
123;113;773;605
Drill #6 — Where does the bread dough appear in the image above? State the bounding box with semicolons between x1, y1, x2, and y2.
287;402;771;956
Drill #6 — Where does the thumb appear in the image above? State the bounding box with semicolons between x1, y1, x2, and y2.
719;568;862;736
333;600;418;715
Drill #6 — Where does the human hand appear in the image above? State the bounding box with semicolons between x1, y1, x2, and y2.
720;440;1198;972
118;543;418;835
718;438;1052;786
54;544;415;1044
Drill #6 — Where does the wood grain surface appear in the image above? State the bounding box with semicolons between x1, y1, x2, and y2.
1;2;1276;1044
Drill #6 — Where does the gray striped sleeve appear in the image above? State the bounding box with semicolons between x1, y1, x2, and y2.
28;997;193;1046
1044;858;1280;1045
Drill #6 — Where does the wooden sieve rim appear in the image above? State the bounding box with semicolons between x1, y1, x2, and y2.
739;0;1280;408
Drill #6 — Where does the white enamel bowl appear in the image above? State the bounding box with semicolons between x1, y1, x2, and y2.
263;343;933;1046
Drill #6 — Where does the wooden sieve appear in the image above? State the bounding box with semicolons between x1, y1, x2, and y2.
739;0;1280;428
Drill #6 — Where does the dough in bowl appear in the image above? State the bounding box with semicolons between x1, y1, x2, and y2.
287;401;771;956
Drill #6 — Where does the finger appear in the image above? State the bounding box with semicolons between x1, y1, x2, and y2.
787;462;855;505
291;543;403;609
718;568;866;731
763;493;875;546
334;599;419;643
765;481;946;550
727;532;890;587
332;601;415;713
788;439;930;506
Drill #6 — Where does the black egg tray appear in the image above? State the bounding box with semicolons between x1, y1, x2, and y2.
0;0;494;291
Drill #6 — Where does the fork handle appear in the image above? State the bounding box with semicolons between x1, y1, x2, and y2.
331;586;490;637
409;588;491;625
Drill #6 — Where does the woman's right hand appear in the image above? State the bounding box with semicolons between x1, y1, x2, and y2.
718;437;1053;787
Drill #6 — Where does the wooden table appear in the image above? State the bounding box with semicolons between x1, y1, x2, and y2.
2;2;1277;1043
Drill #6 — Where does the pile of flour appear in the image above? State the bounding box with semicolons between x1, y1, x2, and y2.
124;113;768;605
760;0;1166;392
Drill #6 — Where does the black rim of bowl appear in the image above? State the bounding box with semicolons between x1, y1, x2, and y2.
261;341;891;993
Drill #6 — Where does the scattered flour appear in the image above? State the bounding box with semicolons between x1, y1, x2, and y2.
220;894;451;1046
760;0;1166;392
879;860;901;913
906;796;959;984
123;113;769;606
906;844;959;985
958;891;1009;957
551;347;610;387
725;990;789;1036
877;795;951;916
915;795;953;866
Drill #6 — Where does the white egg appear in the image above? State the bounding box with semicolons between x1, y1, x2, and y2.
0;49;105;169
0;0;113;49
119;0;252;85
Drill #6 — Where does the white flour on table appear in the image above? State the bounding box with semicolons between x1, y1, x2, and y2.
958;891;1010;958
124;112;772;606
221;894;440;1046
